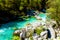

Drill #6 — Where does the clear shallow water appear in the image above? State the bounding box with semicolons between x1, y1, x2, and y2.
0;13;46;40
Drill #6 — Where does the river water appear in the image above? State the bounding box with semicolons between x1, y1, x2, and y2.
0;13;46;40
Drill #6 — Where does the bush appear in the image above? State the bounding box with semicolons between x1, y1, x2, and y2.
35;26;43;35
12;36;20;40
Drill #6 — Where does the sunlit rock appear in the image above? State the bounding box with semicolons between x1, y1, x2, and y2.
25;23;32;31
40;31;47;39
14;30;21;35
38;37;42;40
20;28;26;40
48;25;55;39
35;15;42;20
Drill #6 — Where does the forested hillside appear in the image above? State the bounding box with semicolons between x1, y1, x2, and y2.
0;0;47;24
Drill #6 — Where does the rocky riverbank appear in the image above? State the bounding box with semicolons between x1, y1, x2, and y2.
13;14;60;40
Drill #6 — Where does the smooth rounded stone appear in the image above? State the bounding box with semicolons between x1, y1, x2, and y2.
20;32;26;38
14;30;20;35
46;21;55;39
35;15;42;20
33;35;38;40
20;28;26;38
38;38;42;40
26;26;32;30
25;38;29;40
32;22;40;28
40;31;47;40
25;24;33;31
42;39;47;40
35;21;41;27
14;30;20;33
40;31;47;36
48;38;51;40
48;38;56;40
48;25;55;39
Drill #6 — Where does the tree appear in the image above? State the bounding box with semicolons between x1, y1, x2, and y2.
46;0;60;27
0;0;45;24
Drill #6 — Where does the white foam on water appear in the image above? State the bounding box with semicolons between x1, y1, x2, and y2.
0;29;4;33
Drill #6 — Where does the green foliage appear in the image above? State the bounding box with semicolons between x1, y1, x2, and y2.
30;37;33;40
46;0;60;26
12;36;20;40
35;26;43;35
0;0;42;20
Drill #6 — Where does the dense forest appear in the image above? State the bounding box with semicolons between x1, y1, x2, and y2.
0;0;48;24
0;0;60;27
46;0;60;27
